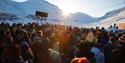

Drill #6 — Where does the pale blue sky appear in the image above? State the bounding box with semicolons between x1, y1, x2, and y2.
13;0;125;17
13;0;27;2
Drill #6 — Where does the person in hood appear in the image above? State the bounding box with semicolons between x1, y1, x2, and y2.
91;43;105;63
76;41;96;63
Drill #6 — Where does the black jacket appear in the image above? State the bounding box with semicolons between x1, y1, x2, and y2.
109;46;125;63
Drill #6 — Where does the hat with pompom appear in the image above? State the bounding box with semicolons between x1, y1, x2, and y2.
71;57;89;63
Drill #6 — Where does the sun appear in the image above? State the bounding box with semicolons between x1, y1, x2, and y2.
47;0;78;17
46;0;83;17
13;0;27;2
62;10;70;17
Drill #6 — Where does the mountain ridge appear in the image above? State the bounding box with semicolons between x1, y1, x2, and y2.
0;0;124;28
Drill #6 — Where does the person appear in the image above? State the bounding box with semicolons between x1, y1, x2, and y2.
109;34;125;63
86;30;95;44
103;40;113;63
49;48;62;63
107;24;119;33
4;44;24;63
76;41;96;63
31;30;51;63
20;41;34;63
98;31;109;46
91;43;105;63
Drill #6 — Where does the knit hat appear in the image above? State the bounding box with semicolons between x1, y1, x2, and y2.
71;57;89;63
119;34;125;44
79;57;89;63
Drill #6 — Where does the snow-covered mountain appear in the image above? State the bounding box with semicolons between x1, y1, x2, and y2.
67;12;94;26
85;7;125;29
0;0;96;25
0;0;124;28
0;0;63;20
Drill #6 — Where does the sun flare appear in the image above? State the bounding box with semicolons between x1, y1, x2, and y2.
62;10;70;17
48;0;80;17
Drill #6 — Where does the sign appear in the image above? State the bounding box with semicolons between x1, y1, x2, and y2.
35;11;48;17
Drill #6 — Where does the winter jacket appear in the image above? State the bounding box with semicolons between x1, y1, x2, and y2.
91;47;105;63
109;46;125;63
86;31;95;43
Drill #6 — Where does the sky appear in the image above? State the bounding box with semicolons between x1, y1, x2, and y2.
13;0;27;2
13;0;125;17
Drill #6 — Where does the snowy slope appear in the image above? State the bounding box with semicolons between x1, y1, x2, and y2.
85;7;125;29
0;0;124;28
0;0;63;20
0;0;95;24
67;12;94;26
0;0;23;15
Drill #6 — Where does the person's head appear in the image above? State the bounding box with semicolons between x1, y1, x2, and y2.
114;23;116;27
116;26;118;29
78;41;91;52
14;29;29;43
110;25;112;28
36;30;44;37
101;27;105;31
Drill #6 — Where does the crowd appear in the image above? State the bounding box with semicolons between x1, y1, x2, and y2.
0;22;125;63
